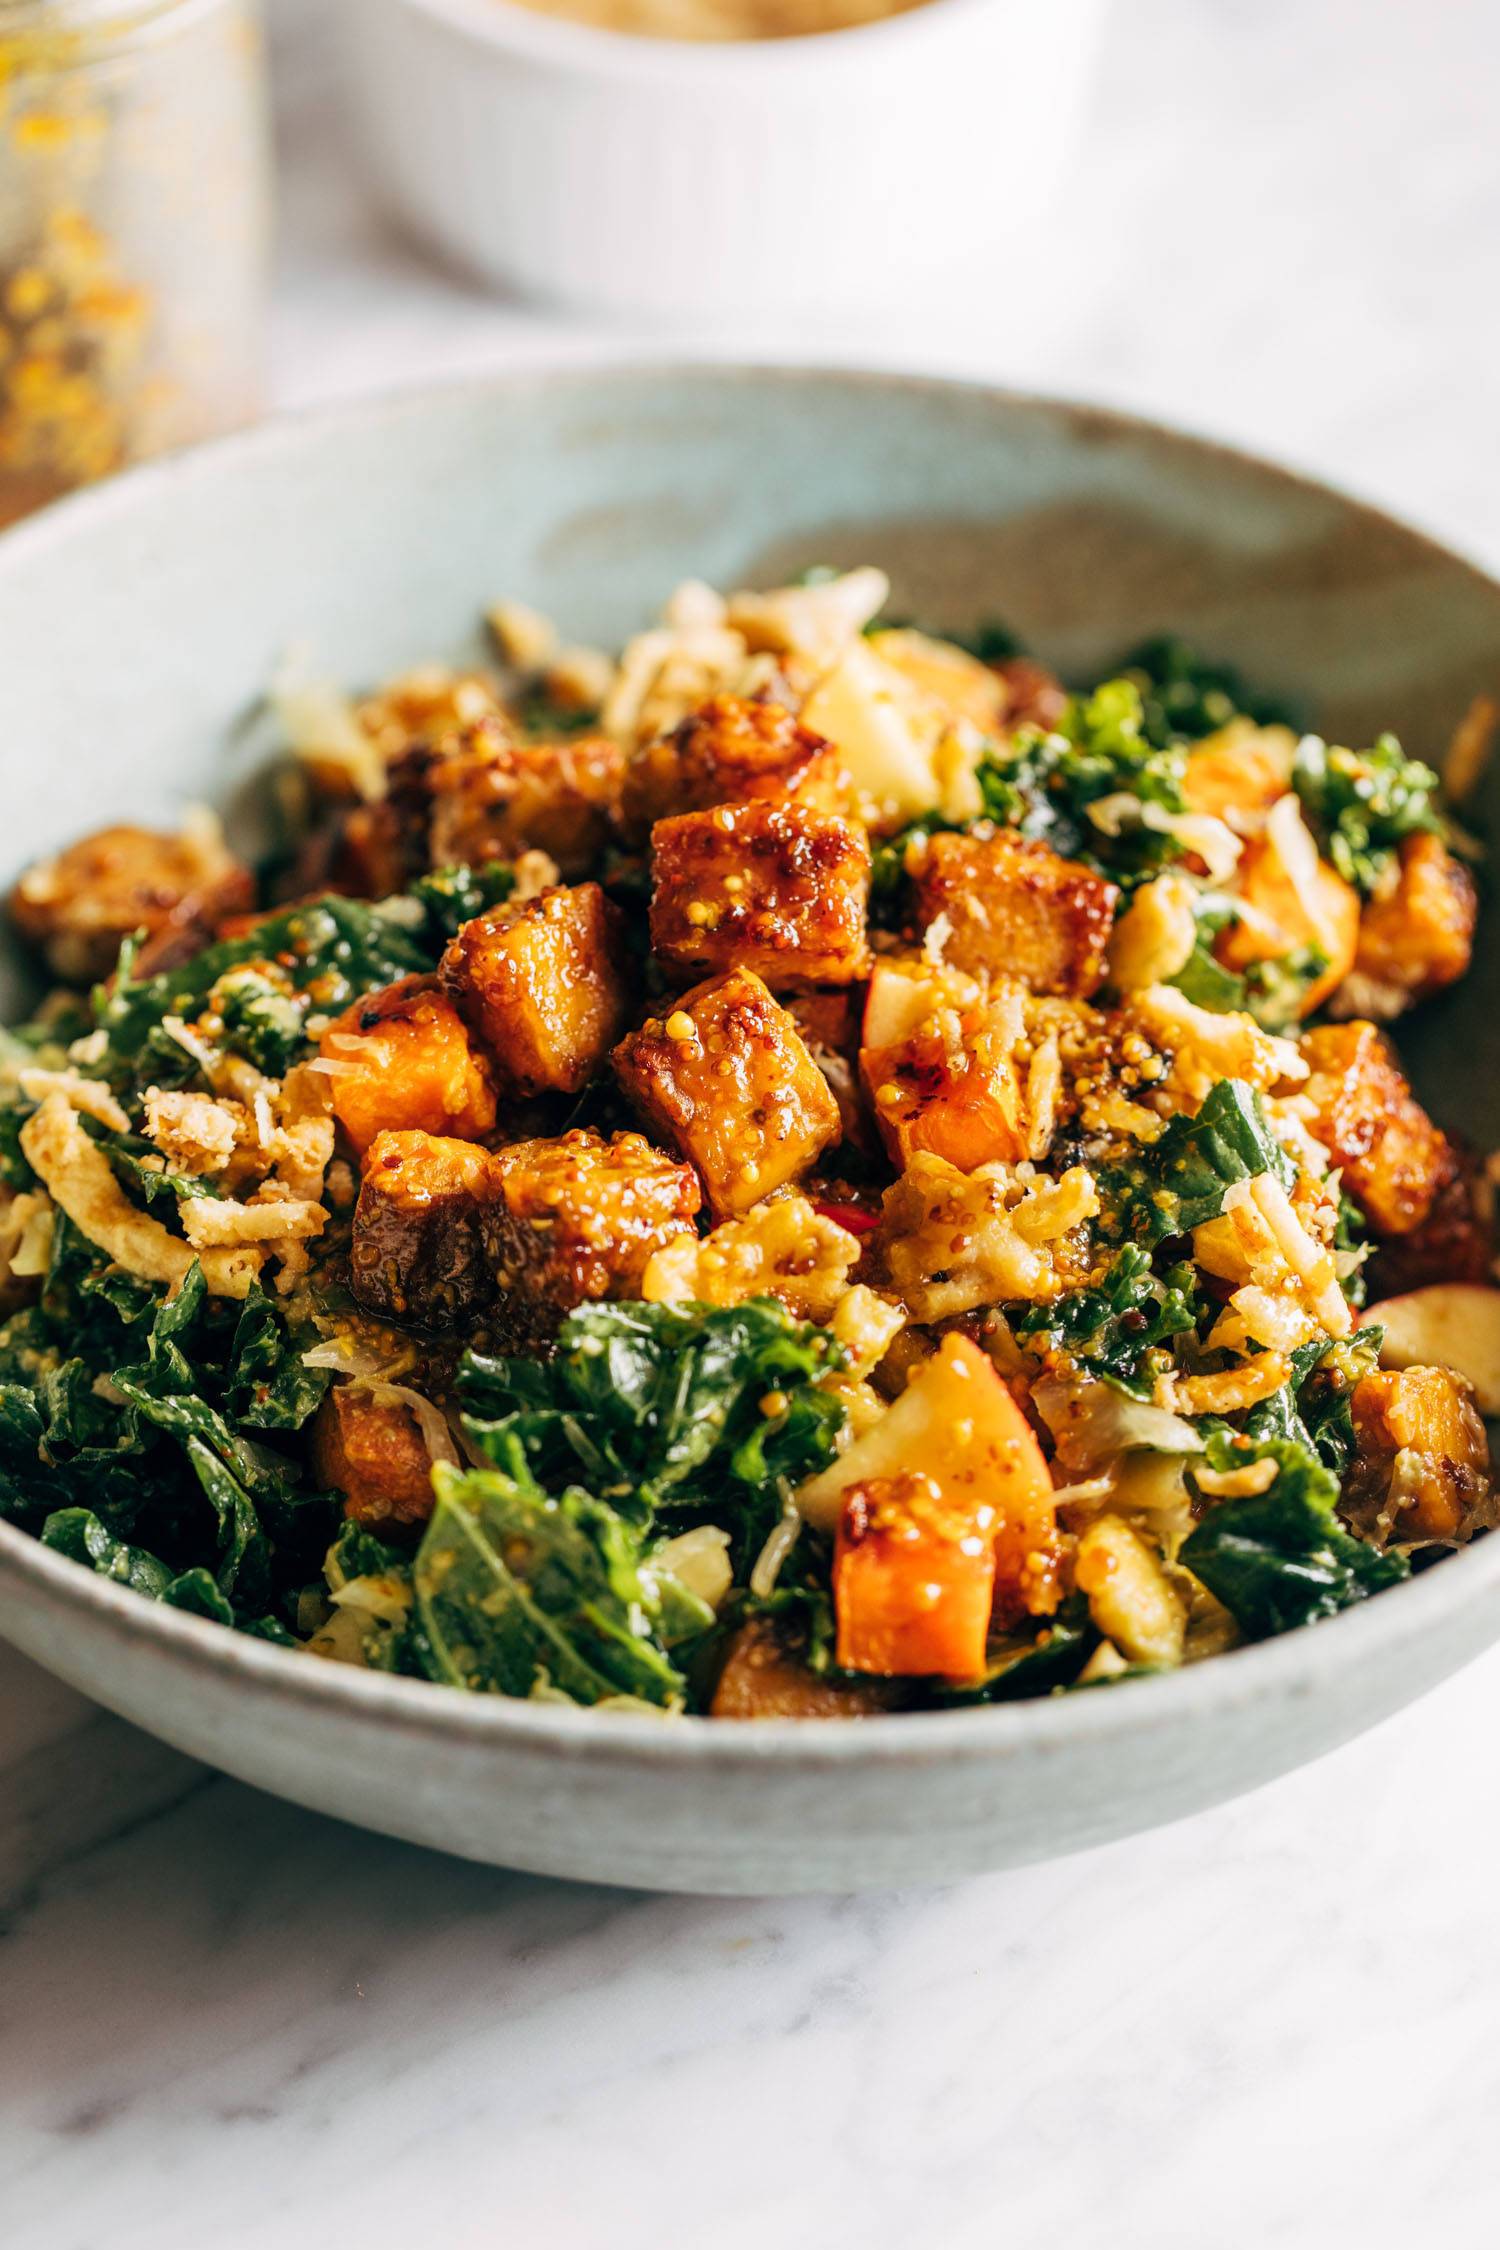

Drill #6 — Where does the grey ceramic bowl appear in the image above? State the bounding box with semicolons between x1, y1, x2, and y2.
0;366;1497;1895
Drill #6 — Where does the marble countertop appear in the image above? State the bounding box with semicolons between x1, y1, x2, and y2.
7;2;1500;2243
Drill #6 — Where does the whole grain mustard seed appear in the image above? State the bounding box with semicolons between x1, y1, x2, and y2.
664;1010;696;1042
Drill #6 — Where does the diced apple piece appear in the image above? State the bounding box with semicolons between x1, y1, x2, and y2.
867;628;1010;733
799;1334;1060;1625
800;639;943;825
859;957;980;1053
1366;1284;1500;1416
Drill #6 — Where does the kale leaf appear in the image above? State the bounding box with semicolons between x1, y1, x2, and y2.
0;1251;336;1631
995;678;1192;886
458;1299;847;1526
1181;1432;1406;1638
1118;636;1298;747
1012;1247;1198;1392
413;1458;688;1706
937;1594;1099;1704
1097;1078;1294;1249
1292;732;1442;895
94;894;430;1080
409;861;517;945
224;1287;331;1432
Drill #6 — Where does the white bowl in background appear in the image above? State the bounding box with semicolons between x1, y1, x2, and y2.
337;0;1107;321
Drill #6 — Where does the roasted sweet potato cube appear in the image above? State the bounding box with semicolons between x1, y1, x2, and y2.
424;720;624;878
1217;829;1360;1016
710;1616;907;1719
1346;832;1478;1020
1179;723;1296;822
441;882;629;1097
10;821;253;984
1350;1364;1492;1543
484;1128;700;1344
350;1129;500;1325
650;800;871;991
1301;1021;1452;1237
319;976;499;1157
310;1381;440;1529
911;830;1117;998
1366;1144;1493;1296
620;695;852;842
613;968;842;1217
861;978;1029;1173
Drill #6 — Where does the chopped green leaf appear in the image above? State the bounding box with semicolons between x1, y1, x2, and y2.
1293;732;1441;895
414;1460;686;1707
1098;1079;1294;1248
1182;1433;1406;1637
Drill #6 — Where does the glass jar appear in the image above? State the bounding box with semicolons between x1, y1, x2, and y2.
0;0;270;526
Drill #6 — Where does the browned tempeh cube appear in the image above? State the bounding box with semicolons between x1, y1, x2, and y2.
319;976;499;1158
441;882;630;1097
350;1128;500;1326
1350;1364;1491;1544
613;967;842;1218
620;695;853;842
484;1129;700;1344
1346;832;1478;1020
1300;1021;1453;1237
310;1381;440;1530
422;719;625;878
650;798;870;990
10;821;254;984
911;829;1118;998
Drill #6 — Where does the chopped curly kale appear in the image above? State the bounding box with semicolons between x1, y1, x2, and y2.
1292;732;1442;894
0;1252;334;1631
458;1298;847;1529
106;1138;223;1210
981;678;1192;888
1012;1248;1199;1392
93;894;431;1083
410;860;517;944
938;1595;1098;1703
215;968;308;1076
413;1453;690;1707
1182;1432;1406;1637
1119;635;1298;747
1097;1078;1295;1249
1243;1328;1383;1474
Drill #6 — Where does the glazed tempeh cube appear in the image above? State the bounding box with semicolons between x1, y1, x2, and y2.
911;829;1117;998
620;695;852;842
1300;1021;1452;1237
424;721;625;878
441;882;629;1097
1346;832;1478;1020
10;821;253;984
650;798;871;990
319;975;499;1157
350;1128;500;1326
613;967;842;1217
1350;1364;1490;1543
484;1128;700;1343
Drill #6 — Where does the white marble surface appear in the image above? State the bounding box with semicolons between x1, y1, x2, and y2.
7;2;1500;2244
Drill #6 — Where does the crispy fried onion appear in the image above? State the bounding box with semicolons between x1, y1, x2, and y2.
20;1093;262;1298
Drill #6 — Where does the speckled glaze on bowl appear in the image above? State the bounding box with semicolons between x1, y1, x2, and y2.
1;366;1498;1896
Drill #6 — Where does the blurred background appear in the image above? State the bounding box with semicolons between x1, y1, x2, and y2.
1;0;1495;566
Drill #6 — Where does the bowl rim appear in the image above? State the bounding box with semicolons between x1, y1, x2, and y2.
384;0;1017;77
2;353;1499;1771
